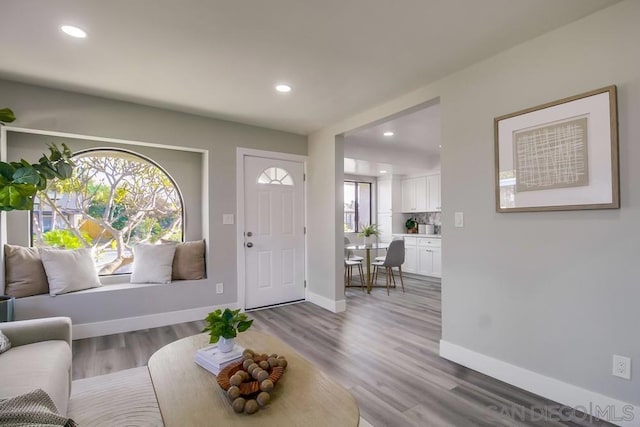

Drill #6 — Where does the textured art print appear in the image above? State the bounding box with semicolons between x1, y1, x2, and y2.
494;85;618;212
513;117;589;192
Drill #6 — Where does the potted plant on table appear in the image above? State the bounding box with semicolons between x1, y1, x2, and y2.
203;308;254;353
358;223;379;245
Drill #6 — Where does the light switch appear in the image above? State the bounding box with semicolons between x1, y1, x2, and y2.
223;214;234;225
454;212;464;228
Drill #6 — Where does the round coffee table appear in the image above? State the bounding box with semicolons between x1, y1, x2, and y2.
148;330;360;426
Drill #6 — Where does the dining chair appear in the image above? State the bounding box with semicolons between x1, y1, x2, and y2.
371;239;405;295
344;259;365;292
344;236;364;262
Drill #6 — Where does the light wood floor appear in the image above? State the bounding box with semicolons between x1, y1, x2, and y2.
72;275;613;426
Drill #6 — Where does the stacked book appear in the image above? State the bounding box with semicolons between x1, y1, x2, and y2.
194;343;245;375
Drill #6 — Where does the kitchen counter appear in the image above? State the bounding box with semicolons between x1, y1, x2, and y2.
392;233;441;238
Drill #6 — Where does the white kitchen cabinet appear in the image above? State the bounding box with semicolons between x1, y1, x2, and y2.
418;249;434;276
427;174;441;212
377;213;393;243
394;234;441;278
377;179;392;213
404;245;417;273
417;238;441;278
432;247;442;276
401;179;415;212
401;177;427;212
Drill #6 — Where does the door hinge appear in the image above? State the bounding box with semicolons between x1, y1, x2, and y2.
304;226;306;234
304;280;307;288
303;173;306;181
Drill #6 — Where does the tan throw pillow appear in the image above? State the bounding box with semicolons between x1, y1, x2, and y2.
4;244;49;298
172;240;206;280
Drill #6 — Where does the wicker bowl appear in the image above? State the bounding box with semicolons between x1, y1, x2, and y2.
216;355;285;395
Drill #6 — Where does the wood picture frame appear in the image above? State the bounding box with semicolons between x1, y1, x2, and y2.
494;85;619;212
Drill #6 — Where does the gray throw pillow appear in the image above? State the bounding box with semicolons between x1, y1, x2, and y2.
0;330;11;354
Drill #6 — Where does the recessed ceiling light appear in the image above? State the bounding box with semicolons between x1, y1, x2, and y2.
383;131;394;137
439;145;442;148
275;84;292;93
61;25;87;38
379;170;387;174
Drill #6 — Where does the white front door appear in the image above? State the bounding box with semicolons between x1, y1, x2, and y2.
244;156;305;309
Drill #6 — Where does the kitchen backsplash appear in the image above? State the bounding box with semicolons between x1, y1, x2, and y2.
404;212;441;234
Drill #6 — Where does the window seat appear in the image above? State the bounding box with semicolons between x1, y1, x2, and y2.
13;277;220;339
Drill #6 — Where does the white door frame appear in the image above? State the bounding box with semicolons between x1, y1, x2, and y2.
236;148;308;311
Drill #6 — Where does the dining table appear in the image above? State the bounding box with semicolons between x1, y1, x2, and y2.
345;242;389;293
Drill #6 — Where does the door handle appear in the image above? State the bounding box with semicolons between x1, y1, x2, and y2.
246;242;253;248
247;232;253;237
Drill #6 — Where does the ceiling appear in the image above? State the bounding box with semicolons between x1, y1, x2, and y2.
345;102;441;154
0;0;618;135
344;102;441;177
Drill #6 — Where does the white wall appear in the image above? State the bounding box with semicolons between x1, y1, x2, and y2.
307;0;639;414
0;78;306;326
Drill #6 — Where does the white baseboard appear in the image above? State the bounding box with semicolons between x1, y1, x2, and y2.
440;340;639;427
306;290;346;313
73;303;238;339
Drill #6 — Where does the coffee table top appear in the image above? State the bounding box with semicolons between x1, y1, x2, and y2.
148;330;359;427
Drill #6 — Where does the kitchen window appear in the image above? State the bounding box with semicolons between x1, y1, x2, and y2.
343;181;372;233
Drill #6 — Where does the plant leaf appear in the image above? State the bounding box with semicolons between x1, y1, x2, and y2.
0;184;35;210
12;166;41;185
0;108;16;123
0;162;16;180
55;162;73;179
237;320;253;332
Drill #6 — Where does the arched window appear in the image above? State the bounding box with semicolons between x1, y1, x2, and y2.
257;167;293;185
32;149;184;275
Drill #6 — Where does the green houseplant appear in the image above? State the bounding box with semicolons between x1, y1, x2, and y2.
405;217;417;233
0;108;75;211
358;223;379;245
203;308;253;353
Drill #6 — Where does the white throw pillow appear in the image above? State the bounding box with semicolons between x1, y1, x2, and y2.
130;243;177;284
39;248;102;296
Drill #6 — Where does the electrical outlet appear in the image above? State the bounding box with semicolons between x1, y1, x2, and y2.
612;355;631;380
222;214;234;225
216;283;224;294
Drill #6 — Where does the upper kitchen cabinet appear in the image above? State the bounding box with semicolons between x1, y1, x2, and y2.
426;174;441;212
401;174;440;212
378;176;403;213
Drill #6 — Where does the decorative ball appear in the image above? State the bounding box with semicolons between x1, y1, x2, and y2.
261;353;269;359
227;385;241;400
257;370;269;382
267;357;278;368
270;353;278;359
257;391;271;407
252;369;263;380
259;360;270;370
277;355;285;359
245;399;259;414
278;359;288;368
248;363;259;374
242;353;254;361
242;359;253;370
239;370;250;381
244;349;254;356
232;397;246;413
229;374;243;387
260;379;274;392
